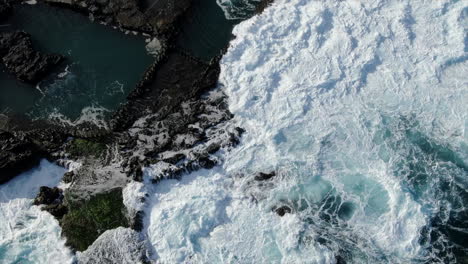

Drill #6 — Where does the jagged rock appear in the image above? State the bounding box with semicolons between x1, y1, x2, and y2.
130;211;145;232
254;171;276;181
33;186;63;205
44;203;69;218
44;0;192;35
0;31;63;83
63;171;75;183
0;130;41;184
274;205;292;217
61;188;129;252
33;186;69;218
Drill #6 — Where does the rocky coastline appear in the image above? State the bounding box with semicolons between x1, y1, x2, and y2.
0;0;273;260
0;31;63;83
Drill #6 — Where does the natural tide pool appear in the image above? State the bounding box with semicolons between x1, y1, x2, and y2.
176;0;261;60
0;3;153;121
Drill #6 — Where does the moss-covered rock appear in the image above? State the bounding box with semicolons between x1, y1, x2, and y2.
66;138;107;158
61;188;129;252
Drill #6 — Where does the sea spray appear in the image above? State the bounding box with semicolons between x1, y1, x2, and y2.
0;160;74;263
144;0;467;262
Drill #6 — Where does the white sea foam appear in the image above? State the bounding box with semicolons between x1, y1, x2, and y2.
145;0;467;263
216;0;261;20
76;227;146;264
48;105;110;129
0;160;74;263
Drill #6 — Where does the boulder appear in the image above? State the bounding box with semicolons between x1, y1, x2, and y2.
33;186;63;205
0;31;63;83
254;171;276;181
274;205;292;217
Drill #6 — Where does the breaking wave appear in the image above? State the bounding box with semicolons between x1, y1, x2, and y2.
0;160;74;263
216;0;261;20
144;0;467;263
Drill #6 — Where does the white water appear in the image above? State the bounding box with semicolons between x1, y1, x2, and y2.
145;0;467;263
216;0;261;20
0;160;74;263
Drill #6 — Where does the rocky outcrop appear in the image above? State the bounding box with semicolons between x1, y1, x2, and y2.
107;51;243;181
254;171;276;181
33;186;68;218
0;130;41;184
0;31;63;83
61;188;129;252
44;0;192;35
33;186;63;205
0;113;99;185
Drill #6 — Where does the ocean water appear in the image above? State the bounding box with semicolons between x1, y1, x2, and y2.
1;0;466;263
0;160;74;263
0;3;153;121
144;0;468;263
178;0;262;60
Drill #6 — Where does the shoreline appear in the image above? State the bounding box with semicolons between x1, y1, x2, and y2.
0;0;272;260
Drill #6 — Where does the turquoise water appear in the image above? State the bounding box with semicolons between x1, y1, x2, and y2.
0;4;153;120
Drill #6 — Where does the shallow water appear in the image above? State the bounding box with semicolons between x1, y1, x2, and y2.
1;3;153;120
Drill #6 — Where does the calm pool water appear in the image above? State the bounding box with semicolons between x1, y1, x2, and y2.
0;4;153;120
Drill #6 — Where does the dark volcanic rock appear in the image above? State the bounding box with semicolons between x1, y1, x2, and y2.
0;31;63;83
111;51;217;131
45;0;192;35
0;1;12;21
34;186;68;218
62;171;75;183
0;130;41;184
33;186;63;205
274;205;292;217
61;188;129;252
254;171;276;181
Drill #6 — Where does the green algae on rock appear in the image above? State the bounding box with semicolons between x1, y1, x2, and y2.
61;188;129;252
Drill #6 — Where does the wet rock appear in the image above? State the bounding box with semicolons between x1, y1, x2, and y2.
33;186;63;205
62;171;75;183
274;205;292;217
0;31;63;83
162;153;186;164
61;188;129;252
254;171;276;181
43;203;68;219
34;186;68;219
197;154;217;169
45;0;192;35
0;130;41;184
335;255;347;264
130;210;145;232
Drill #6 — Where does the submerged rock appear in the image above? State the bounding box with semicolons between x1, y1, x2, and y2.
0;31;63;83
